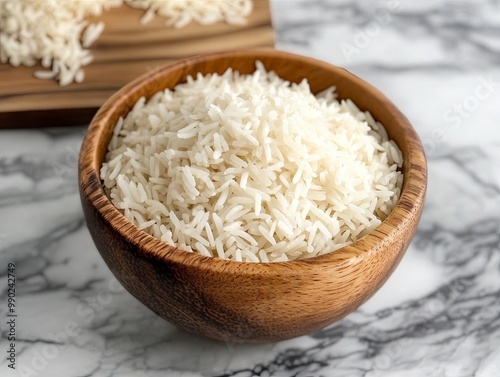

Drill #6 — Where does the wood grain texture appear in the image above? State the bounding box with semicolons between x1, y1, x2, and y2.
0;0;274;128
79;49;427;343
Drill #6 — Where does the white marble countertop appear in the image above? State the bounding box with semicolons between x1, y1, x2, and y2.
1;1;500;376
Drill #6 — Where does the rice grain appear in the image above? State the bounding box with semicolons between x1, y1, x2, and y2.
101;63;404;262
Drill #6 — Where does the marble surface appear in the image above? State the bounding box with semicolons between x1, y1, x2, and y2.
1;0;500;376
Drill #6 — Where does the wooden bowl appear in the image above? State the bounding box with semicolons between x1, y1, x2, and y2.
79;49;427;343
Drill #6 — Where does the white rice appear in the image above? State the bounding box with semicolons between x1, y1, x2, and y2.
126;0;253;27
101;62;404;263
0;0;121;86
0;0;253;86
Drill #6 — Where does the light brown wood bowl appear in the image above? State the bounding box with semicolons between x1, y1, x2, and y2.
79;49;427;343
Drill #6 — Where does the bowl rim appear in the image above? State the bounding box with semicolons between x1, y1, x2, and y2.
79;48;427;274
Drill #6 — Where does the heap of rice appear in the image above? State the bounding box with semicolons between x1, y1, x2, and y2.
127;0;252;27
0;0;121;85
0;0;253;86
101;62;404;262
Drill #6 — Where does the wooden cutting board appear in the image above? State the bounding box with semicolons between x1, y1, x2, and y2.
0;0;274;128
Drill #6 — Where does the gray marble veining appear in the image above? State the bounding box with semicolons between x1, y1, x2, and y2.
1;1;500;376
